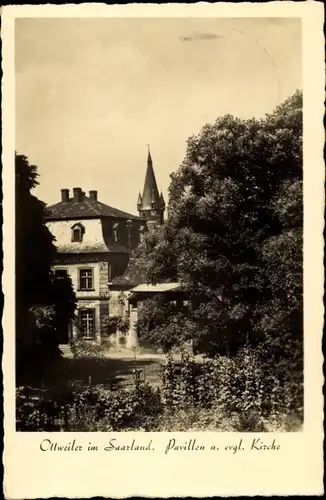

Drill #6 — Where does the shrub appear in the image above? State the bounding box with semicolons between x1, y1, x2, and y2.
16;342;303;432
102;315;130;336
160;344;302;430
70;339;104;359
16;383;163;432
16;387;62;431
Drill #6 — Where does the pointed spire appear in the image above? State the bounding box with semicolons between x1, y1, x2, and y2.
147;144;152;167
137;147;165;225
140;146;160;210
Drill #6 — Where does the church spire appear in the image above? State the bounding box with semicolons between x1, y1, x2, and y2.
137;146;165;226
141;145;160;210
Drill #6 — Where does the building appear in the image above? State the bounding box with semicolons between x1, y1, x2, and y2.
45;150;165;345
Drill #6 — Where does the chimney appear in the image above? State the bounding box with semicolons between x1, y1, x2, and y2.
73;187;83;202
61;189;69;202
89;190;98;202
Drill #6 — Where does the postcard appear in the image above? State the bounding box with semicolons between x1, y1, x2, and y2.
2;2;324;498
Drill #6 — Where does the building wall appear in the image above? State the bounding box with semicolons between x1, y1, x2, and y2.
53;261;110;342
108;290;129;317
48;215;146;345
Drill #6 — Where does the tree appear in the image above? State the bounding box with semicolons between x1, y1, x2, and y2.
134;91;303;359
15;154;76;373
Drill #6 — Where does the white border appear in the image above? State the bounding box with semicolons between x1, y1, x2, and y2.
2;3;325;498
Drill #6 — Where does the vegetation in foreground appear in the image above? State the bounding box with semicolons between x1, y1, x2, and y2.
16;348;303;432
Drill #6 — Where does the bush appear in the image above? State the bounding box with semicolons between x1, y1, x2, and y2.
70;339;104;359
16;383;163;432
16;344;303;432
16;387;62;431
102;315;130;336
160;344;303;430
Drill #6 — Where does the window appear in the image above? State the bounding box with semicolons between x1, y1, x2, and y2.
55;269;68;279
79;309;95;338
112;222;119;242
79;268;94;290
71;223;85;242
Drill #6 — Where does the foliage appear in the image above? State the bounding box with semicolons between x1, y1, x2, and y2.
16;387;62;431
70;339;105;359
17;347;303;432
16;383;163;432
133;91;303;362
102;315;130;336
16;154;56;311
16;153;76;377
136;296;195;352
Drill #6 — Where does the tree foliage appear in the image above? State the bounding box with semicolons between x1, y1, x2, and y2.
134;91;303;360
16;154;76;371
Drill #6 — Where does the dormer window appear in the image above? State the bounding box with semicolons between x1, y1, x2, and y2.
113;222;119;243
71;223;85;242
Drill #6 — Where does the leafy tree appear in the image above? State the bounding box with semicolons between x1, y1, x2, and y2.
15;153;76;374
134;91;303;360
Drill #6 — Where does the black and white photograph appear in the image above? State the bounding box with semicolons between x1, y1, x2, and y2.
13;14;305;434
2;3;324;497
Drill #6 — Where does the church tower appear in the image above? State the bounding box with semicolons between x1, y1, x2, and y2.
137;147;165;229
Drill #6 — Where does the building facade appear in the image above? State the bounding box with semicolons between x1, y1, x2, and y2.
45;151;165;345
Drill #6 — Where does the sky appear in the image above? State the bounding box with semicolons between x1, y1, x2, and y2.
15;17;302;216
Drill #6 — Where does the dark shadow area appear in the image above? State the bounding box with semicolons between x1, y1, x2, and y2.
17;355;162;392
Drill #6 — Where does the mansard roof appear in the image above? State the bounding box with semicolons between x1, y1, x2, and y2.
110;258;145;287
45;194;141;221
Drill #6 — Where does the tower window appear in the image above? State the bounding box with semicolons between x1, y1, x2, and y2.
71;223;85;242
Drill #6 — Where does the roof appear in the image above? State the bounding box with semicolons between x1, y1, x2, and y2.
45;195;141;221
110;258;146;287
46;218;129;255
128;282;183;302
52;242;128;255
130;282;181;293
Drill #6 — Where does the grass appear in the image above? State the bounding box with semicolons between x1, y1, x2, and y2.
18;341;206;399
18;346;178;392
